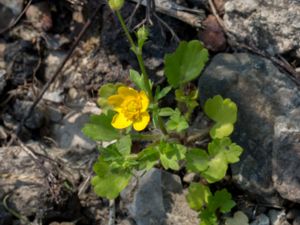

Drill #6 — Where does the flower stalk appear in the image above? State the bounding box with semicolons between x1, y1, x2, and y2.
115;10;152;102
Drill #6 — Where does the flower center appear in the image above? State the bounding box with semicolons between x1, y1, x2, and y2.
123;98;141;119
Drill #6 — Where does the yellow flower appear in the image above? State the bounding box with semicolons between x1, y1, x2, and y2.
108;86;150;131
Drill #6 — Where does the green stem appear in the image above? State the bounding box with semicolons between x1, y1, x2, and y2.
136;52;153;101
131;133;165;141
115;10;167;134
116;10;136;51
116;10;152;101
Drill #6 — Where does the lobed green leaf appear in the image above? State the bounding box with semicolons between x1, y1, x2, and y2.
165;109;189;132
204;95;237;139
129;69;152;92
137;147;160;171
91;157;132;199
158;142;186;170
186;183;212;211
207;189;236;213
82;111;120;141
186;148;209;173
97;83;121;114
116;135;132;156
201;138;243;183
164;40;209;88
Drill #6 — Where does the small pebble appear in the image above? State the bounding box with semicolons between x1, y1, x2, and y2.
287;208;300;220
294;217;300;225
250;213;270;225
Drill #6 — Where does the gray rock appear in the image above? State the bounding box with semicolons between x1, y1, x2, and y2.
0;0;23;30
294;217;300;225
268;209;290;225
44;51;67;81
52;112;96;150
51;103;100;150
250;214;270;225
0;125;7;140
13;100;45;130
0;142;96;219
4;41;39;86
43;90;64;103
0;69;6;96
131;169;167;225
122;168;198;225
287;208;300;220
0;0;23;15
273;110;300;202
198;53;300;204
0;204;13;225
224;0;300;57
45;105;63;123
183;172;198;183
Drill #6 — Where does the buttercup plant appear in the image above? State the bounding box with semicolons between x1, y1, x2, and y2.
82;1;243;224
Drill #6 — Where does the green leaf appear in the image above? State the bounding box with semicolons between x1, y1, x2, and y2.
210;123;234;139
155;86;172;100
201;151;228;183
186;183;212;211
204;95;237;139
158;142;186;170
97;83;121;114
201;138;243;183
199;208;218;225
82;111;120;141
116;135;132;156
209;138;243;164
129;69;152;92
164;40;209;88
159;107;175;116
101;144;123;162
207;189;236;213
91;157;132;199
225;211;249;225
166;109;189;132
137;147;160;171
186;148;209;173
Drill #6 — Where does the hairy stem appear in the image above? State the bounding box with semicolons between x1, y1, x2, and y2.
115;10;168;134
116;10;152;101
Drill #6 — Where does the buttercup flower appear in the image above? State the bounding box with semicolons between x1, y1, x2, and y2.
108;86;150;131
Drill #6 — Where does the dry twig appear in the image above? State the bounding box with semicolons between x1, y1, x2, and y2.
108;200;116;225
0;0;33;35
129;0;205;28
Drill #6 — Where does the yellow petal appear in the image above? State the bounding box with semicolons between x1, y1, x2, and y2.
111;113;132;129
139;91;149;112
118;86;138;97
133;111;150;131
108;95;124;111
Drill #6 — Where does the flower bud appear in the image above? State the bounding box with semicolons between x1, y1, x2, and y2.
137;26;149;42
108;0;124;11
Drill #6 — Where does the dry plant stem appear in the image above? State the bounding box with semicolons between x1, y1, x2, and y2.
208;0;225;28
186;127;210;143
108;199;116;225
129;0;205;27
3;195;30;224
131;132;164;141
19;3;104;134
0;0;33;35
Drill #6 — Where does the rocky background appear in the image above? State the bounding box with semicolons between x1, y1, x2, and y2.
1;0;300;225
